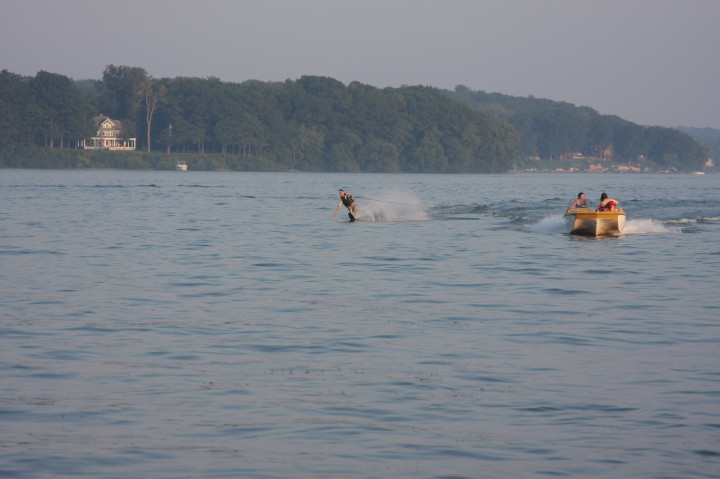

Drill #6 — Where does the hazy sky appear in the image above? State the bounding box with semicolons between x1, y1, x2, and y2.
2;0;719;128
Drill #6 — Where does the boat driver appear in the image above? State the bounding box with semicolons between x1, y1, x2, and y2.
568;192;589;209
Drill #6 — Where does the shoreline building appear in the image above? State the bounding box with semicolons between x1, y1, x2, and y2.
79;114;136;151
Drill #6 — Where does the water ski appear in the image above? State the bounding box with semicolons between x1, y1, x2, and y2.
348;213;356;222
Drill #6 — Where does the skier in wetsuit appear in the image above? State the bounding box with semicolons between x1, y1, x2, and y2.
333;189;358;221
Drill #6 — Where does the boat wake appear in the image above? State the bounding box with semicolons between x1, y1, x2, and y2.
527;214;681;235
355;192;431;222
527;214;566;235
672;216;720;225
623;219;681;235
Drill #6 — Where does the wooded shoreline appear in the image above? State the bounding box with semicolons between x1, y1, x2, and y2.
1;67;713;173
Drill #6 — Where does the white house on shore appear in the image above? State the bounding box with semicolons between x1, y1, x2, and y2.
79;114;136;151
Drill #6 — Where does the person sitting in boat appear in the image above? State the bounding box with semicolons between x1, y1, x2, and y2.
597;192;618;211
568;192;589;209
333;189;358;221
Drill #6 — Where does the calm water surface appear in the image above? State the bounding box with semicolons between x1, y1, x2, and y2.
1;169;719;478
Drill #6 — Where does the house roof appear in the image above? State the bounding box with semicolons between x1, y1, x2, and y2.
92;115;122;129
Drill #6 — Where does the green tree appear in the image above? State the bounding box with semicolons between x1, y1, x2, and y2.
0;70;35;151
359;137;400;172
613;121;648;161
142;82;167;152
97;65;150;140
30;71;92;148
411;130;448;173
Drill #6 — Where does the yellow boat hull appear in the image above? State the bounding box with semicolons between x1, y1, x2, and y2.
563;208;626;236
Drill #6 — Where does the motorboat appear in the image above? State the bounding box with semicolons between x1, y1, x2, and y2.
176;161;188;171
564;207;626;236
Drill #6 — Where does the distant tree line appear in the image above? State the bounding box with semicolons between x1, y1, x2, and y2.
446;86;709;171
0;67;518;173
677;127;720;167
0;70;93;153
0;67;711;172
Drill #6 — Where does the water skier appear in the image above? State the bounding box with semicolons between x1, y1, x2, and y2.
333;189;358;222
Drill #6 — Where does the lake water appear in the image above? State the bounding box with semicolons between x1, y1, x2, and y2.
1;169;719;478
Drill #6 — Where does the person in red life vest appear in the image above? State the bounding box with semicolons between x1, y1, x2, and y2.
598;192;618;211
333;189;358;221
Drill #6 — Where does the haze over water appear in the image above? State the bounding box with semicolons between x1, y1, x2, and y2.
1;169;719;478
